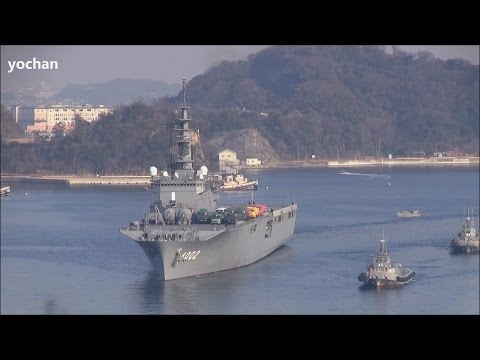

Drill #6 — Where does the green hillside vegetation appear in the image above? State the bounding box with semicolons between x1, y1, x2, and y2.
2;101;172;174
1;46;478;174
186;45;479;159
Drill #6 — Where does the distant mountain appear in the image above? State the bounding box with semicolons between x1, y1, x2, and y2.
53;78;181;106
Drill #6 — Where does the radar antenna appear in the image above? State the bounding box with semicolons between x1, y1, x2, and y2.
182;78;187;107
173;78;193;174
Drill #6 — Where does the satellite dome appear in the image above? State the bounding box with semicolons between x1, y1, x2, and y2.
200;166;208;176
162;171;169;177
149;166;158;176
163;208;176;224
176;208;192;225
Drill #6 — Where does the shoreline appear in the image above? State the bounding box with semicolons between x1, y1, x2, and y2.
240;156;479;170
1;157;478;186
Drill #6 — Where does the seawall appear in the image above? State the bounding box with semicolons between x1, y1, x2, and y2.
1;175;151;186
326;157;479;167
239;157;479;169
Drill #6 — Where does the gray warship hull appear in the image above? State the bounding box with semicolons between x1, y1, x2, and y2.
120;79;298;280
121;204;296;280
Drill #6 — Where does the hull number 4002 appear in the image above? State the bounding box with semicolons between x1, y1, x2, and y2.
175;249;201;263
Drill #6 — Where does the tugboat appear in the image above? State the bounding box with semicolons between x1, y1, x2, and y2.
220;174;258;191
450;208;479;254
358;229;415;288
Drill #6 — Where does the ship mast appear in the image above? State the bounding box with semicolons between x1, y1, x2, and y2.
173;79;194;175
375;227;390;266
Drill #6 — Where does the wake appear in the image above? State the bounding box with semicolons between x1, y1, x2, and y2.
339;171;390;179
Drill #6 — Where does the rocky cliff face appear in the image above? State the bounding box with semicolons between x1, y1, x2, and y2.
203;128;279;167
191;129;208;168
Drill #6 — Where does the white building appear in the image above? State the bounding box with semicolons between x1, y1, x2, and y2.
218;149;240;172
219;149;240;167
20;105;112;133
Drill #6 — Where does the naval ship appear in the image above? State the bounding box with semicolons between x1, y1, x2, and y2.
358;229;415;288
450;208;479;254
120;80;297;280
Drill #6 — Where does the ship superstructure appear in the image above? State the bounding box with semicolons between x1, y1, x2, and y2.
120;79;297;280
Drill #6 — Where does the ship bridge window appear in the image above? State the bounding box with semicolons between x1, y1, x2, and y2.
250;224;257;233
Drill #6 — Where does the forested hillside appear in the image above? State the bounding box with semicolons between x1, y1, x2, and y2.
185;45;479;158
1;101;175;174
1;46;478;174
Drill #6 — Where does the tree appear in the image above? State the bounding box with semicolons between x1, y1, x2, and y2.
52;122;67;138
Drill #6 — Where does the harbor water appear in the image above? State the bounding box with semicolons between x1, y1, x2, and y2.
1;166;478;314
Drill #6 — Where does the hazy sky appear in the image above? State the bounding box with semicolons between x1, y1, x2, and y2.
1;45;478;90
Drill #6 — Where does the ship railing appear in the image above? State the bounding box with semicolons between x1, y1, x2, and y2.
121;222;144;231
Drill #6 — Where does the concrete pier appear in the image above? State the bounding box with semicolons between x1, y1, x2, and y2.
1;175;151;186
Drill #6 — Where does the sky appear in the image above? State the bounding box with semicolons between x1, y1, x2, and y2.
1;45;478;90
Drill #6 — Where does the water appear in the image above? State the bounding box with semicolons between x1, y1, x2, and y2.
1;167;479;314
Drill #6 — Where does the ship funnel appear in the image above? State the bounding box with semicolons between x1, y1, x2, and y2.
149;166;158;176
